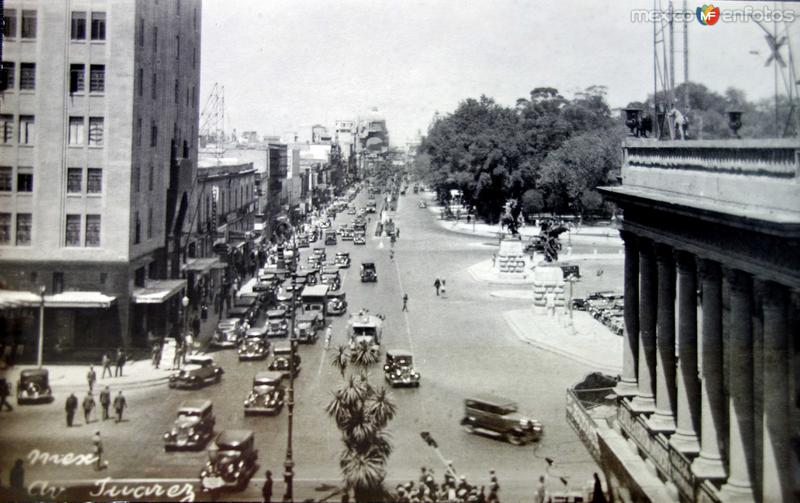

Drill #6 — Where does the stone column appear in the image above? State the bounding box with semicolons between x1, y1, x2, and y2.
648;244;677;432
760;281;790;502
692;259;726;479
719;269;756;502
670;250;700;453
615;231;639;397
631;238;656;413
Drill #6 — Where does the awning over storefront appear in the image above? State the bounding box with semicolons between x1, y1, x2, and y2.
182;257;222;274
231;240;246;251
131;279;187;304
211;261;228;270
0;289;41;309
44;291;117;309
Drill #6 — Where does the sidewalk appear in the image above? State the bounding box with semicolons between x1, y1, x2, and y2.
503;308;622;375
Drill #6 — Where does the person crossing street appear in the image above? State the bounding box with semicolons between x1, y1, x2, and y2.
402;293;409;312
86;365;97;392
434;278;441;296
82;391;96;424
65;393;78;426
324;325;333;350
101;353;113;379
99;386;111;421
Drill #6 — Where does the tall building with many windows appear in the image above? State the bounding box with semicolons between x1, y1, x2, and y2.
0;0;202;355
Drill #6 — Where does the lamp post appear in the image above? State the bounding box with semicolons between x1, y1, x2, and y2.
181;295;190;343
284;248;298;502
37;285;46;368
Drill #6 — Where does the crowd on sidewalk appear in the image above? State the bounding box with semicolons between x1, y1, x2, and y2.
394;466;501;503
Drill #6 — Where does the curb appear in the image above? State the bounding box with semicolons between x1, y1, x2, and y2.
502;310;622;375
51;376;169;393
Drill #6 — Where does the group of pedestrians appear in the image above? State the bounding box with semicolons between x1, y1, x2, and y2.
65;388;127;427
395;467;500;503
100;348;127;378
433;277;447;297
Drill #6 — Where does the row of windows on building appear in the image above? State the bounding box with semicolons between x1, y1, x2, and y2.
136;68;196;107
0;62;35;91
68;117;105;146
0;167;104;195
133;208;154;245
0;167;33;193
133;165;157;193
70;64;105;94
0;115;35;145
2;9;38;39
202;183;256;224
0;62;105;94
69;11;106;41
0;212;103;247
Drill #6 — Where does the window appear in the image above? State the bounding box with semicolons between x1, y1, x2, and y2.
134;165;140;192
137;68;143;96
0;167;11;191
193;7;197;29
21;10;35;39
85;215;101;246
88;117;104;146
0;213;10;244
1;62;15;91
68;117;84;144
174;79;179;104
134;211;141;244
89;65;104;92
150;122;157;147
147;207;153;239
3;10;17;38
19;63;35;90
65;214;81;246
16;213;31;245
136;117;142;146
67;168;82;193
192;86;196;108
16;171;32;192
176;35;180;59
148;164;154;191
18;116;34;145
0;115;12;144
87;168;102;193
192;47;196;69
69;64;85;93
71;12;86;40
90;12;106;41
52;272;64;294
153;26;158;54
151;73;157;99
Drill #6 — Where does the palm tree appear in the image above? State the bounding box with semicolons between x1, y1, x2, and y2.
331;345;349;377
365;386;397;428
350;340;379;369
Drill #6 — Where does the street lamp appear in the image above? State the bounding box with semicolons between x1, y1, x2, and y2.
37;285;46;368
181;295;190;344
284;253;298;502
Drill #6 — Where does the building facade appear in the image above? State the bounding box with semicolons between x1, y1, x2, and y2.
0;0;202;356
569;139;799;502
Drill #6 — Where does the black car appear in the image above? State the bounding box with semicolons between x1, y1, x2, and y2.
360;262;377;282
164;400;216;450
460;394;543;446
16;369;53;404
200;430;259;492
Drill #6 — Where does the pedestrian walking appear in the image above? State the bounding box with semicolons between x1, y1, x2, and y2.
9;459;24;491
114;348;126;377
440;279;447;297
151;342;162;369
92;431;106;471
200;303;208;321
173;342;184;370
433;278;441;296
261;470;273;503
87;365;97;392
101;352;113;378
324;325;332;350
99;386;111;420
402;293;408;312
491;253;496;268
82;392;96;424
0;378;12;412
65;393;78;427
592;472;607;503
534;475;546;503
113;391;127;423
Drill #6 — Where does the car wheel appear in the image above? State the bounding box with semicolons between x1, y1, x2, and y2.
506;433;525;446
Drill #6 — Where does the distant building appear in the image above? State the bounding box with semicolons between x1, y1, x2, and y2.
311;124;331;144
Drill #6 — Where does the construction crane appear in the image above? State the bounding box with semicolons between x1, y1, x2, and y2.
199;83;226;158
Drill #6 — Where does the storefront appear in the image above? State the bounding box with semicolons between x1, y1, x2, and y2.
131;279;187;345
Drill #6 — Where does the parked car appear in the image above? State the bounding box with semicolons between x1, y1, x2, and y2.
294;313;322;343
353;232;367;245
335;252;351;268
327;290;348;316
312;247;327;261
227;306;256;325
320;267;342;291
237;328;270;361
325;231;337;246
16;368;53;405
460;394;543;446
360;262;377;282
163;400;215;450
169;355;224;389
383;350;421;387
212;319;247;348
265;309;289;338
199;430;259;492
243;372;285;416
268;344;301;379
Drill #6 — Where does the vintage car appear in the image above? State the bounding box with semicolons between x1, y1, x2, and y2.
275;291;294;311
320;267;342;291
360;262;377;282
237;329;270;361
347;207;356;215
383;350;421;387
200;430;259;492
265;309;289;338
348;312;383;350
164;400;216;450
296;234;309;248
212;318;247;348
318;219;332;229
340;227;353;241
251;280;275;294
335;252;351;268
326;290;348;316
294;312;323;343
16;368;53;404
325;231;337;246
268;344;301;378
312;247;327;260
227;306;256;326
169;355;224;389
460;394;543;446
353;232;367;245
243;371;285;416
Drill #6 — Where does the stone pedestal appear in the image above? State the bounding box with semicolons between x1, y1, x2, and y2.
532;264;565;314
495;238;528;278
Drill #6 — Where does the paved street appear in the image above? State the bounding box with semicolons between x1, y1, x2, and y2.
0;189;612;501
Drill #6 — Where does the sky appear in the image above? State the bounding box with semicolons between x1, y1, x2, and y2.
200;0;800;145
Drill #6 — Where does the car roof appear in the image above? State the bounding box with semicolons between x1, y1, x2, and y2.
266;309;287;317
322;267;340;274
296;312;320;321
227;307;250;314
273;344;291;353
361;261;375;266
216;430;254;448
20;368;49;377
186;354;214;364
327;289;345;297
387;349;413;358
245;328;267;337
219;318;240;325
336;251;350;256
465;394;517;409
302;285;329;296
179;399;213;413
234;297;257;306
254;371;283;384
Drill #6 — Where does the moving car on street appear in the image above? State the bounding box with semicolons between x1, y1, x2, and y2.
353;232;367;245
16;368;53;405
460;394;543;446
237;327;270;361
268;344;301;378
200;430;259;492
327;290;348;316
320;266;342;291
164;400;216;450
265;309;289;338
294;312;322;343
325;230;337;246
169;355;224;389
243;371;285;416
348;311;383;349
212;318;246;348
360;262;377;282
335;251;351;268
383;350;421;387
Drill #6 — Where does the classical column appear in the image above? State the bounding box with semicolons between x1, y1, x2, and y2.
615;231;639;397
692;259;726;479
719;269;756;502
648;244;677;432
760;281;790;502
670;250;700;453
630;238;656;413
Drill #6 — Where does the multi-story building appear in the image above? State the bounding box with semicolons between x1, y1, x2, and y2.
0;0;202;356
